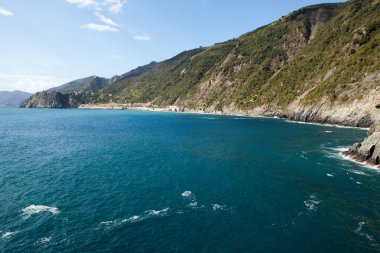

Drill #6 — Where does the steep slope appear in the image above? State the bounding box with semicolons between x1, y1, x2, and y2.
21;91;82;108
47;75;109;94
262;0;380;126
22;0;380;127
0;90;32;107
95;3;342;109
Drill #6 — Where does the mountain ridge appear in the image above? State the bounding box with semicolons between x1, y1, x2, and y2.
0;90;32;107
21;0;380;127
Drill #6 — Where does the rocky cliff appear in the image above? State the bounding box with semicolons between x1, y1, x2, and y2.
20;91;82;108
344;120;380;166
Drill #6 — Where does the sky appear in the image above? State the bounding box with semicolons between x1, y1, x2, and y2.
0;0;345;92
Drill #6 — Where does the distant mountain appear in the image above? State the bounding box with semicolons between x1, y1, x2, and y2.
22;0;380;127
0;90;32;107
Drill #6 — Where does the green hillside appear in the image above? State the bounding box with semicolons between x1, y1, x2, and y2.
93;2;346;108
22;0;380;126
47;75;109;94
91;0;378;111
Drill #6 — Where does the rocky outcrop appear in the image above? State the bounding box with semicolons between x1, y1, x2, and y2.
344;121;380;166
20;91;82;108
368;121;380;135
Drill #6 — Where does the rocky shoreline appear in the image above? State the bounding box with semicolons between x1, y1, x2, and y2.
75;102;374;128
344;121;380;168
75;103;370;130
21;98;380;167
78;102;380;168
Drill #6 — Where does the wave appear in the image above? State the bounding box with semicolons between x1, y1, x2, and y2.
181;191;193;198
330;147;350;153
284;119;368;130
188;202;198;208
181;191;197;203
211;204;230;211
323;146;379;171
322;146;349;159
144;208;170;217
34;237;52;246
351;170;370;176
326;173;334;177
99;208;169;230
340;153;380;171
355;222;375;243
22;205;60;218
304;194;321;211
99;215;143;230
233;117;250;120
1;231;18;239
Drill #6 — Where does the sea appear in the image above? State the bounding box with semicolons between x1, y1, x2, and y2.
0;108;379;252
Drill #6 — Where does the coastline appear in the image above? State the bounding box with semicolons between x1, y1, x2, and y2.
340;151;380;171
78;103;369;130
79;103;378;170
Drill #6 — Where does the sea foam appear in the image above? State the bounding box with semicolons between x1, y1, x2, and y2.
1;231;18;239
181;191;193;198
99;208;169;230
99;215;144;230
323;146;380;171
285;119;368;130
188;202;199;209
211;204;229;211
34;237;52;246
304;194;321;211
355;222;375;242
144;208;170;217
22;205;60;218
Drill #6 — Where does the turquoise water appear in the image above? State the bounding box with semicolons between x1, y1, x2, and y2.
0;108;379;252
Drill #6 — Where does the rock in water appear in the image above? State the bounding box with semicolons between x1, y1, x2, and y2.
344;123;380;166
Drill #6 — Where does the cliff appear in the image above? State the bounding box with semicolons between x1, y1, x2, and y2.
344;120;380;166
20;91;82;108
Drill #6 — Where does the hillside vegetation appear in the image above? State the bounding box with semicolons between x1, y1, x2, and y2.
22;0;380;127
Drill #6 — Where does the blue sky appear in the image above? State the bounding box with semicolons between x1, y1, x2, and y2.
0;0;344;92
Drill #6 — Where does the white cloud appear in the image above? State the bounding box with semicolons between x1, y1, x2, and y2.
105;0;125;14
0;7;13;16
94;12;118;27
66;0;126;13
133;34;151;41
81;23;119;32
0;73;68;93
65;0;97;8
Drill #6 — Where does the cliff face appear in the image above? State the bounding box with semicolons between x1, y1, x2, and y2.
20;92;81;108
21;1;380;127
344;121;380;166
